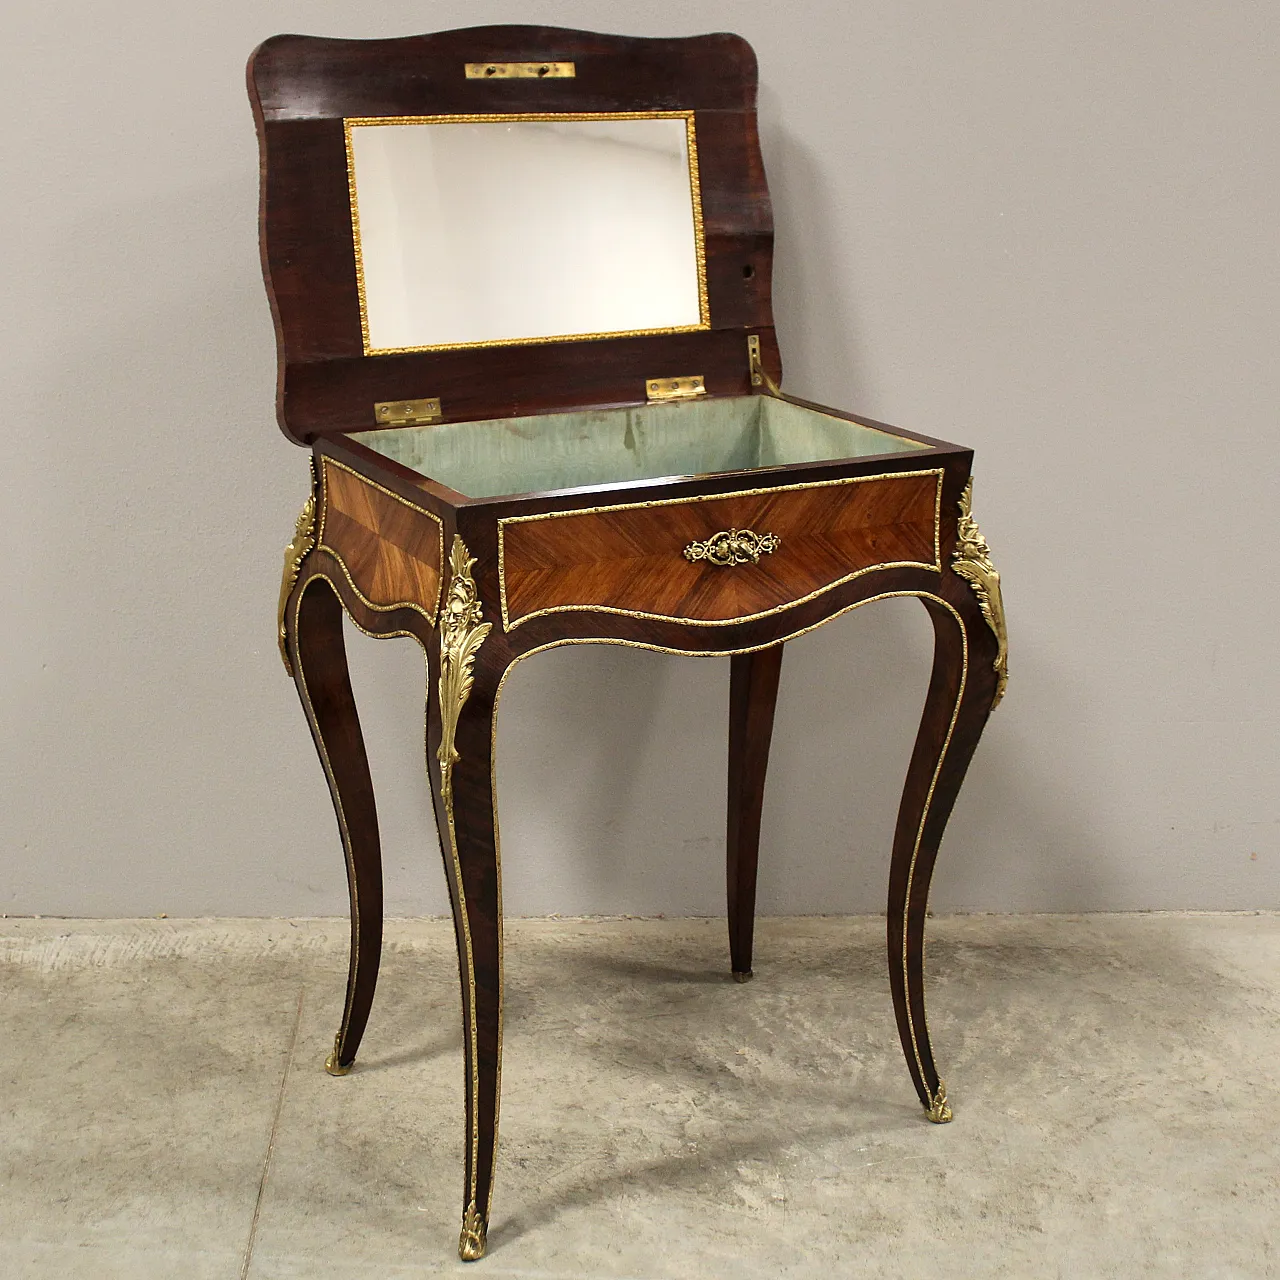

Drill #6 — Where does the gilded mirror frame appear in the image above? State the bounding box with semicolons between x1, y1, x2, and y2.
343;110;711;356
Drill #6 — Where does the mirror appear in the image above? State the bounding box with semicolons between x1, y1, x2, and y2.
345;113;709;354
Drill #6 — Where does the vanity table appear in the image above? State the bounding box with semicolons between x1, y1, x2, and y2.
249;26;1007;1262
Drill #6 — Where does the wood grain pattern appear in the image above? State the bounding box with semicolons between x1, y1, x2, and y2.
286;573;385;1072
247;27;778;443
499;470;941;628
887;580;1001;1115
286;328;782;440
319;460;444;619
727;644;783;980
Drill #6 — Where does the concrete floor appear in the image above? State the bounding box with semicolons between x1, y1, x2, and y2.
1;914;1277;1279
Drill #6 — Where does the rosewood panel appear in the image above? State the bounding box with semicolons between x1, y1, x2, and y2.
318;458;445;620
248;27;778;444
251;28;760;122
497;469;942;629
289;328;782;441
255;109;772;366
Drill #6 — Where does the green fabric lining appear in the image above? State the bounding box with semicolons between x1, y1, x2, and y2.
352;394;926;499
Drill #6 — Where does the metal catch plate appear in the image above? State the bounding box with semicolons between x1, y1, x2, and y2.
465;62;575;79
747;334;779;394
646;375;707;403
374;398;442;427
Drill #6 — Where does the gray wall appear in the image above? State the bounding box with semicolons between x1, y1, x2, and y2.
3;0;1276;918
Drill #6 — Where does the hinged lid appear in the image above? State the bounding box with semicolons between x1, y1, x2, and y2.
248;26;782;445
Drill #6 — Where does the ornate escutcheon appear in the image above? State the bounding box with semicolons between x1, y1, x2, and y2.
952;481;1008;708
684;527;781;567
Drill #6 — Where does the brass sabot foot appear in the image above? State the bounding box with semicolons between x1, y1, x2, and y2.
926;1080;953;1124
732;970;753;983
325;1034;353;1076
458;1202;487;1261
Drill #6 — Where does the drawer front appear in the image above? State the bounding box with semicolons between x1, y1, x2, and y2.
498;468;942;630
318;458;444;623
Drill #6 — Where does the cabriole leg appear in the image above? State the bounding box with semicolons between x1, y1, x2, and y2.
887;577;1004;1123
726;643;784;981
287;573;385;1076
429;537;504;1261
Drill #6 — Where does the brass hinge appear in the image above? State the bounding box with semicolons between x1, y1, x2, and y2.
747;335;780;396
646;375;706;403
465;61;575;79
374;397;442;427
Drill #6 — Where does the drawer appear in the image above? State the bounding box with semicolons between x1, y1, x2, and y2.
317;458;444;623
498;468;943;630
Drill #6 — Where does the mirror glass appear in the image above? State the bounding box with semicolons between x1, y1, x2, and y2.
345;114;708;354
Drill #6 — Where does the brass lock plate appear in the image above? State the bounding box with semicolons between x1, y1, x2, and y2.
465;62;576;79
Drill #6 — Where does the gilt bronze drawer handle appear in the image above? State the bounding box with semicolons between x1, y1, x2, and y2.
683;528;781;567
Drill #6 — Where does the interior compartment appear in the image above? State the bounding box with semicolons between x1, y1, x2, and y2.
351;394;929;499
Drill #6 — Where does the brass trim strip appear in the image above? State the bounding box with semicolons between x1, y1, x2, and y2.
496;468;945;631
685;114;709;330
343;112;710;356
312;545;440;631
317;458;445;626
297;569;428;653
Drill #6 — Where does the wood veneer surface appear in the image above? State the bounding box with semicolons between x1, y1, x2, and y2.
499;470;942;627
248;27;779;443
319;461;444;619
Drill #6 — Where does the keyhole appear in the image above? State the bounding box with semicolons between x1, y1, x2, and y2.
743;263;755;279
